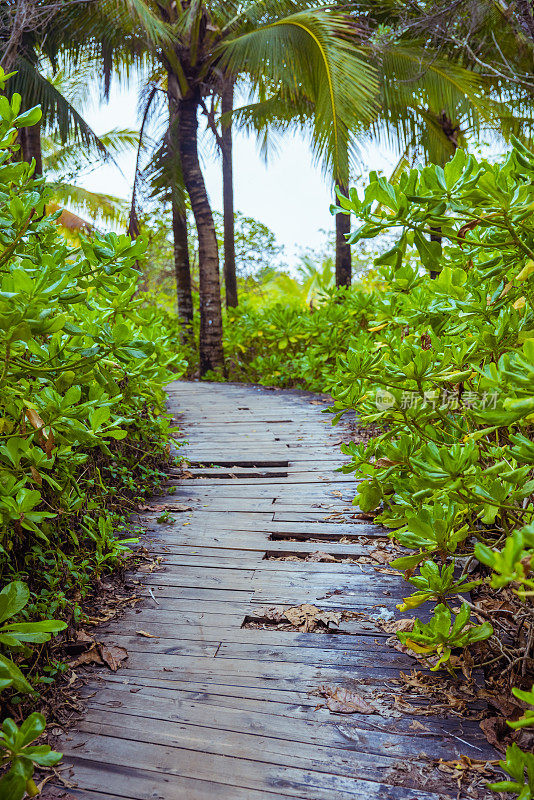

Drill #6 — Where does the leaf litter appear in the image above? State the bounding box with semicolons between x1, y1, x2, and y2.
315;685;376;714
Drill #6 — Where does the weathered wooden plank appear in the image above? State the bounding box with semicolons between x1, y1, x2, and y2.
73;699;492;764
97;651;421;680
141;540;372;556
97;619;383;642
60;733;455;799
53;760;308;800
80;678;482;727
148;518;383;537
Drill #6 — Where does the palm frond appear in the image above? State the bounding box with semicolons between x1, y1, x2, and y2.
46;182;128;227
217;9;379;179
43;128;140;174
9;57;106;150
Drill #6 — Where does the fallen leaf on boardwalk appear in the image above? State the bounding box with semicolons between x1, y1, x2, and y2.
257;606;284;622
393;696;432;715
409;720;430;732
436;755;499;793
137;556;163;573
331;490;343;498
352;512;376;521
69;642;128;671
100;645;128;671
380;618;415;634
284;604;341;631
69;644;103;668
305;551;337;562
136;630;157;638
369;548;393;565
318;685;376;714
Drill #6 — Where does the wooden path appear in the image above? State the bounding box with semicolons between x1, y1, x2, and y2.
54;382;495;800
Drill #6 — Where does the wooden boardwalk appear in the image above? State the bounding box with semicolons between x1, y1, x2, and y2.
53;381;495;800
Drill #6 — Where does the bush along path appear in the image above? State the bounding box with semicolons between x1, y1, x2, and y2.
0;69;185;798
45;381;504;800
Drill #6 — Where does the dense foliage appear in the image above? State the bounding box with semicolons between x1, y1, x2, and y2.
0;71;184;795
221;290;373;391
329;141;534;797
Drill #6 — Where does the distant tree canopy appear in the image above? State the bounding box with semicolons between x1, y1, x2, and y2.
139;204;285;297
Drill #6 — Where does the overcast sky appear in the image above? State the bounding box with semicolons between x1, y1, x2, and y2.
79;75;399;266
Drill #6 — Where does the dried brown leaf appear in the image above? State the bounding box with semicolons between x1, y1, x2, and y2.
25;408;45;430
99;644;128;671
284;604;340;631
305;551;337;562
369;548;393;565
139;503;192;512
69;645;103;668
318;685;376;714
409;720;430;732
30;466;42;485
75;630;94;644
479;717;508;752
380;618;415;634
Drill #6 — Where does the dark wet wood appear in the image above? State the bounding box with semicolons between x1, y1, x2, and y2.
50;382;494;800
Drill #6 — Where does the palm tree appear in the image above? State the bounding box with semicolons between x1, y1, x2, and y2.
67;0;378;374
221;80;238;309
230;14;510;285
202;80;239;308
128;83;195;333
356;0;534;279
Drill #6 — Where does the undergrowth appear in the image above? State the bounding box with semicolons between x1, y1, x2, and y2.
0;71;185;796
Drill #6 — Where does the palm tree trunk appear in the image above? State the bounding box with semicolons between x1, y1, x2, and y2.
19;120;42;176
171;196;194;335
177;94;224;374
335;179;351;287
221;81;238;308
429;113;459;279
167;85;194;333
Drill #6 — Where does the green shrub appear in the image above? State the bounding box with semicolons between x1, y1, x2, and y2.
0;581;65;799
223;289;374;391
0;66;186;783
329;140;534;797
0;68;185;615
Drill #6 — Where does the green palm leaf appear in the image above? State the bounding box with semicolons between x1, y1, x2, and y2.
47;183;128;227
218;9;379;179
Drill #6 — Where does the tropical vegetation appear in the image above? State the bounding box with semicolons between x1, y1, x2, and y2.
0;67;184;796
3;0;534;796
